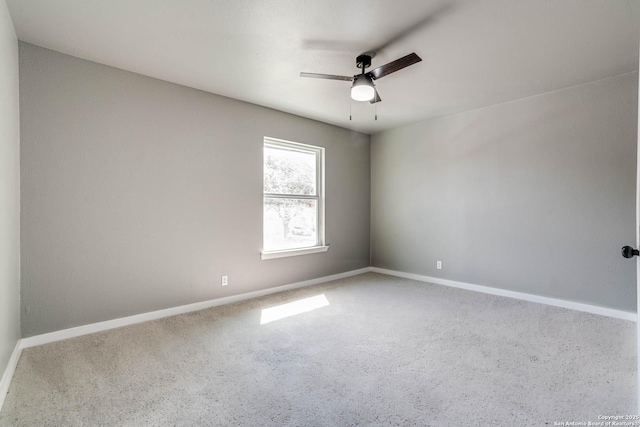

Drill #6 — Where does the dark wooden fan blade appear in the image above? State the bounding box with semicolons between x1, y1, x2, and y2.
300;72;353;81
369;53;422;80
370;89;382;104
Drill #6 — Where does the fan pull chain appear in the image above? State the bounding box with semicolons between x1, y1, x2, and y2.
375;103;377;121
349;98;352;121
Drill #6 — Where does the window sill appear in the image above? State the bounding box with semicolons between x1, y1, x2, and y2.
261;245;329;260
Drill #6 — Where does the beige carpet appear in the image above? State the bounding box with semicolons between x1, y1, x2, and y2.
0;273;636;426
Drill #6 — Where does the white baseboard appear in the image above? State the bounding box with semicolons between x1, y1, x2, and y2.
20;267;372;349
370;267;637;322
4;265;634;415
17;265;636;350
0;340;22;413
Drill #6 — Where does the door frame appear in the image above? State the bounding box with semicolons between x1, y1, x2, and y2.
636;41;640;414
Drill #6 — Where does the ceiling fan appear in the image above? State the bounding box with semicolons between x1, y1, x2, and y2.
300;52;422;104
298;3;453;106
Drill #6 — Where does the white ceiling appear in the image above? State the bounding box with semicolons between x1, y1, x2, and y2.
6;0;640;134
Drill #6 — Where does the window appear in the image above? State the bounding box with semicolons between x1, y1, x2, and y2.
262;137;327;259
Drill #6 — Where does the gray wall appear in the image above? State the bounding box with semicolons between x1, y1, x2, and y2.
0;0;20;377
371;72;638;312
19;43;370;337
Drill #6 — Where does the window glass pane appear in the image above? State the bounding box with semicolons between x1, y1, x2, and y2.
264;146;317;196
264;198;318;251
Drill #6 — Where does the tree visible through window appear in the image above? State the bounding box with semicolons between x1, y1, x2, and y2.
263;138;323;252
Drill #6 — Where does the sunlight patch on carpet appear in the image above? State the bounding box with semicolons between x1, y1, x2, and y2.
260;294;330;324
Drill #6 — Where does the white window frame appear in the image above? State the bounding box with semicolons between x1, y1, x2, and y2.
261;137;328;260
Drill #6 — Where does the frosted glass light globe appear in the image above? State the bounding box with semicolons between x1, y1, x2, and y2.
350;74;375;101
351;84;375;101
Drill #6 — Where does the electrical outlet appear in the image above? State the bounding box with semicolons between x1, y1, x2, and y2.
436;261;442;270
221;275;228;286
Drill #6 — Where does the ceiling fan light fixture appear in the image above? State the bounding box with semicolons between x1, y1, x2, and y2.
301;52;421;106
351;75;375;101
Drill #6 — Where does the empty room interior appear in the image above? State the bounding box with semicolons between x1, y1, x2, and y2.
1;0;640;425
